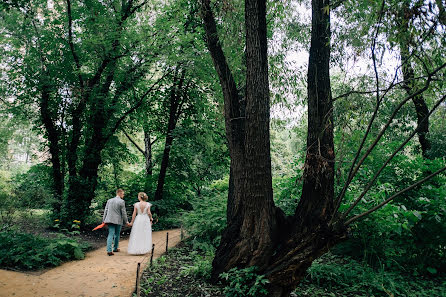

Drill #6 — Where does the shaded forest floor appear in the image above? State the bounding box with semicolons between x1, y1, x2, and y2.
139;241;446;297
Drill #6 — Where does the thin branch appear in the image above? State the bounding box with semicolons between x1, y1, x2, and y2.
150;137;159;146
342;93;446;220
130;0;148;14
65;0;84;89
106;71;171;142
332;1;386;217
333;73;435;101
348;62;445;176
345;165;446;225
333;62;446;217
122;128;145;155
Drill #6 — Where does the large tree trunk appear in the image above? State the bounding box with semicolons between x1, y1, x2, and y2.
64;68;115;224
214;0;278;275
154;71;186;200
39;79;64;214
202;0;346;295
203;0;280;279
264;0;340;295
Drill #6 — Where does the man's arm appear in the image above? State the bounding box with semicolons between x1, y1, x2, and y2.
120;201;129;225
102;200;109;222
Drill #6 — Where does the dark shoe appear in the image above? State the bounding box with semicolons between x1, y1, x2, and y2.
107;252;114;256
113;249;120;252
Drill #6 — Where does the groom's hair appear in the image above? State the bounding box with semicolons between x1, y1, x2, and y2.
116;188;124;194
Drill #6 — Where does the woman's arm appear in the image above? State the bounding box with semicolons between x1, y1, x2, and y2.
148;207;153;222
130;206;137;225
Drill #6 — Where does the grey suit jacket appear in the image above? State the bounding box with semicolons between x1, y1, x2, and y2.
103;196;129;225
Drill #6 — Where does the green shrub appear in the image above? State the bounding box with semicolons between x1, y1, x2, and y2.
220;266;269;297
296;252;446;297
12;164;54;209
0;231;90;270
273;175;301;216
181;185;227;248
179;250;214;280
337;156;446;274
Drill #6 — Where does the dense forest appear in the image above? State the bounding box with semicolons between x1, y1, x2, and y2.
1;0;445;296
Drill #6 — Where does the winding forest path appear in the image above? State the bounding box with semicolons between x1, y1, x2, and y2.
0;228;181;297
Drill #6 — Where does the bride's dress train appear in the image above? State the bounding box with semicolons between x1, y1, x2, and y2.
127;202;152;255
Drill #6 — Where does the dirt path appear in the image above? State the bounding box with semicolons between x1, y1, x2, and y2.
0;229;182;297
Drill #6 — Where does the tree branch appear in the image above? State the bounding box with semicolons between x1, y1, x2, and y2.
65;0;84;89
333;62;446;218
106;71;171;142
332;0;386;218
345;165;446;225
342;93;446;220
122;128;145;155
332;73;436;102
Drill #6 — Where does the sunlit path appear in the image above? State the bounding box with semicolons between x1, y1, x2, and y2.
0;229;181;297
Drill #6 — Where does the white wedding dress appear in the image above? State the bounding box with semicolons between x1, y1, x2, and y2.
127;202;152;255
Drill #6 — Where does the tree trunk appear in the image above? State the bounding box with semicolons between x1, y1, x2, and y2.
39;79;64;214
64;68;115;224
295;0;335;227
154;71;186;200
144;127;153;176
398;4;431;159
263;0;342;294
214;0;279;275
202;0;346;294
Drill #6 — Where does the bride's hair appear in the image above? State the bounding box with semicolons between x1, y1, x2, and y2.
138;192;148;201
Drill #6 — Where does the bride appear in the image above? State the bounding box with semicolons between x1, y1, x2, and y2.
127;192;153;255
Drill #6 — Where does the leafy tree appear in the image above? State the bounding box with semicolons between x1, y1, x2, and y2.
200;0;446;295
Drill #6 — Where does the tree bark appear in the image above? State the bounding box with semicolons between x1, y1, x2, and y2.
64;65;116;223
144;127;153;176
295;0;335;227
263;1;343;295
202;0;281;279
398;3;431;159
202;0;346;295
39;78;64;214
154;70;186;200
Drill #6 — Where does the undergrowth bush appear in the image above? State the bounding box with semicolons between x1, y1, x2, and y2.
296;252;446;297
337;157;446;275
220;266;269;297
0;231;90;270
179;249;214;280
181;178;227;249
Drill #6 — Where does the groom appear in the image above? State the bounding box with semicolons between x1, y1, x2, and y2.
103;189;131;256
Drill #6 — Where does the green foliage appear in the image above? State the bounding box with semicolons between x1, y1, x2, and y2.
0;231;90;270
12;164;54;209
337;156;446;274
0;170;18;227
296;253;446;297
273;176;302;216
179;250;214;280
138;243;224;297
181;179;228;248
220;266;269;297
